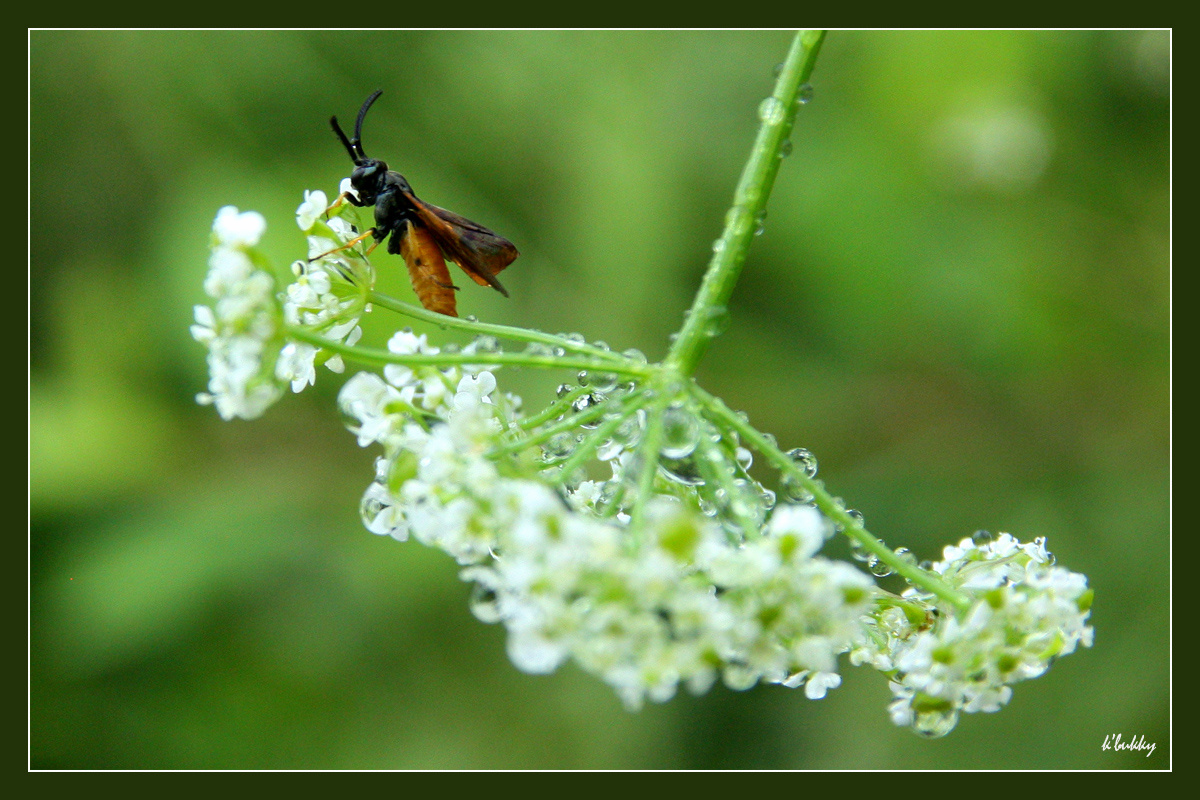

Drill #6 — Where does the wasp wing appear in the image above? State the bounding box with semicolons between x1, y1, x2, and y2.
398;220;458;317
405;194;518;297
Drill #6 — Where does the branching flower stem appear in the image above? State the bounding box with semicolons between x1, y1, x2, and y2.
689;383;972;610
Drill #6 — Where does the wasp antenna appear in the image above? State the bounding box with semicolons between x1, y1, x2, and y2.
353;90;384;159
330;116;360;164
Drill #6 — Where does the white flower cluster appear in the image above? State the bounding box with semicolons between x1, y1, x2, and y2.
194;196;375;420
192;206;284;420
853;533;1094;738
339;349;877;709
277;190;372;393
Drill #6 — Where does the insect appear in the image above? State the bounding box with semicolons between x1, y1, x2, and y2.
326;90;518;317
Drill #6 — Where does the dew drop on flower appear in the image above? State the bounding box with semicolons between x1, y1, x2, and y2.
660;406;701;459
469;582;502;624
359;490;387;528
786;447;818;478
894;547;917;567
972;529;996;546
735;447;753;471
622;348;647;365
845;509;865;528
472;335;500;353
722;663;759;691
868;556;894;577
556;383;574;398
577;370;591;387
913;707;959;739
758;96;786;125
465;314;478;323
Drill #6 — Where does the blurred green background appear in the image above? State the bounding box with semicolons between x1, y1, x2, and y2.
30;30;1169;769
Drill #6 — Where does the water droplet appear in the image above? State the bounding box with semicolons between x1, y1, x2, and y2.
597;438;623;461
772;62;784;78
469;582;502;623
573;393;603;427
786;447;818;478
735;447;753;471
797;83;814;104
465;314;479;323
471;335;499;353
779;139;793;158
543;432;577;459
555;383;573;398
622;348;647;365
722;663;758;691
972;530;995;546
758;96;786;125
703;305;730;337
564;332;586;345
846;509;865;527
524;342;552;357
869;556;894;577
442;342;460;354
760;488;777;509
359;488;387;527
589;372;619;393
913;706;959;739
712;238;727;254
659;457;704;486
781;476;813;503
850;539;872;563
895;547;917;567
919;560;934;571
660;406;701;459
753;210;767;236
577;370;591;387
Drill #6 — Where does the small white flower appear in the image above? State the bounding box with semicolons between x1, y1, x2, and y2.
213;206;266;248
296;190;329;232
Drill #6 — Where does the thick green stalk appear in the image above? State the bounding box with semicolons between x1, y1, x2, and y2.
665;30;826;377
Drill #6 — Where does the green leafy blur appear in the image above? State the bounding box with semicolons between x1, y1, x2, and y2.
30;30;1169;769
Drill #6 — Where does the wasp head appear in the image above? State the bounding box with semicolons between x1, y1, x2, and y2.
330;90;391;201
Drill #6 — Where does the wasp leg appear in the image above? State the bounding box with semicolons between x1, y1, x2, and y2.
308;228;378;262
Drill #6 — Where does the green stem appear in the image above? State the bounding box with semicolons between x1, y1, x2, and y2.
517;386;592;431
490;399;612;457
690;384;972;611
367;291;629;365
629;397;669;536
665;29;826;377
287;326;653;377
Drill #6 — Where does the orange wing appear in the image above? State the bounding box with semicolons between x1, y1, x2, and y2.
405;194;518;296
398;220;457;317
